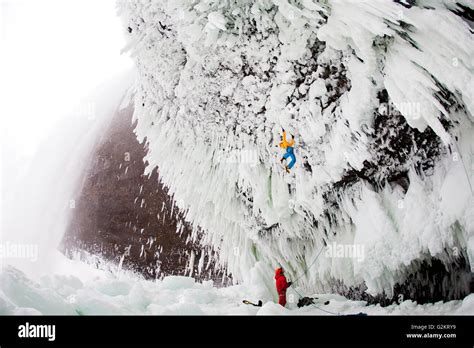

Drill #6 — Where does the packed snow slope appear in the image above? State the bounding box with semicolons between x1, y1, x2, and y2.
118;0;474;303
1;261;473;315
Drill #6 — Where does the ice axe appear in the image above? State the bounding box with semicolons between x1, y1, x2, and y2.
242;300;263;307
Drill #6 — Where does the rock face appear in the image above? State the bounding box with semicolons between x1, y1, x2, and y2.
61;103;228;283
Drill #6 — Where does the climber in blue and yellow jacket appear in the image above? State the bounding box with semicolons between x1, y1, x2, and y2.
279;128;296;173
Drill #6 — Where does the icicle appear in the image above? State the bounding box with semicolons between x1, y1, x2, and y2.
187;251;196;277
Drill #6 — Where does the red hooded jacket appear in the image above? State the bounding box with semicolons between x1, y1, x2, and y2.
275;268;289;294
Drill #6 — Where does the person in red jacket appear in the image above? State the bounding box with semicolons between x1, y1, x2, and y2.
275;267;292;307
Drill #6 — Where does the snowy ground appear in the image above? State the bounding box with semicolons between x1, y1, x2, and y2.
1;254;473;316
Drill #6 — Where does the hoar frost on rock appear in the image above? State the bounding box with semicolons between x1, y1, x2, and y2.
118;0;473;304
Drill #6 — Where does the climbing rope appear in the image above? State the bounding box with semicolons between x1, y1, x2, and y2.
286;244;366;316
291;243;326;284
284;243;342;315
289;285;341;316
452;140;473;195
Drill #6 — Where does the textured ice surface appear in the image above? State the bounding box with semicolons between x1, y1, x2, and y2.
117;0;473;298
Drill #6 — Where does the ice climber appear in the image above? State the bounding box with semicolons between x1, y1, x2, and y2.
275;267;292;307
279;129;296;173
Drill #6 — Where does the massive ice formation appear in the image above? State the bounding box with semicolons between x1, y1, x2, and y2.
117;0;473;303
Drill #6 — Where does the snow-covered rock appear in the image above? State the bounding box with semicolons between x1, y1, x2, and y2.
117;0;473;303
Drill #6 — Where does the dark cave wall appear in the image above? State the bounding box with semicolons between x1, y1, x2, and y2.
61;102;227;283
